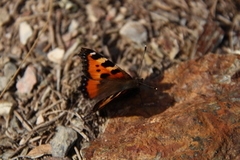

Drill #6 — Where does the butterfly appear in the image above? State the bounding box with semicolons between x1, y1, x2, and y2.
78;47;142;111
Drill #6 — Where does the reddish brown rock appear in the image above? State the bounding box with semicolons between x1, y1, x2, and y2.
83;54;240;159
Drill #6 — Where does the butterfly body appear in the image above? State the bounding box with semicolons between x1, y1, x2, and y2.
78;48;140;111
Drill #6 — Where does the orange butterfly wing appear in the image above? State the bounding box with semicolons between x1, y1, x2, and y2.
78;48;139;110
80;48;131;81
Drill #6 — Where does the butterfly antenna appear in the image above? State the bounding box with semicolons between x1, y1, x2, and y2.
138;45;147;78
139;81;158;90
138;45;158;91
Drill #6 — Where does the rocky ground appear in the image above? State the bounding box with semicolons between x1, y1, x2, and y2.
0;0;239;159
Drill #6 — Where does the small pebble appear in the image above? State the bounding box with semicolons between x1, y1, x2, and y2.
50;126;78;157
0;8;11;26
0;101;13;116
0;62;17;91
47;48;65;63
16;65;37;94
120;21;147;44
19;21;33;45
68;19;79;33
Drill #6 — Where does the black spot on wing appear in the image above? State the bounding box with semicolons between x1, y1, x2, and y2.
111;69;121;75
81;48;95;55
91;53;102;60
101;60;115;67
100;73;110;79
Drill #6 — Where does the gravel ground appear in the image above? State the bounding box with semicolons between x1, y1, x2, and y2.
0;0;239;159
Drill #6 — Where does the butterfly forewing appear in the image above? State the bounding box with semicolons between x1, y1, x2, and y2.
80;48;131;80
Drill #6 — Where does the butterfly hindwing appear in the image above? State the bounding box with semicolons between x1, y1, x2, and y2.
78;48;139;110
92;90;126;111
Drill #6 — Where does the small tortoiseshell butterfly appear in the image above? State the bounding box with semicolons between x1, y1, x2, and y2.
78;48;142;111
